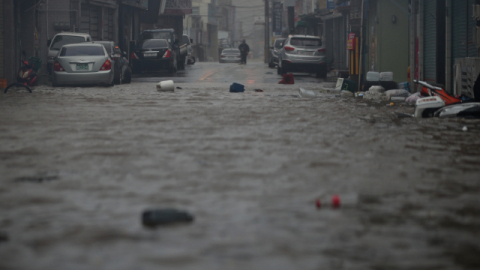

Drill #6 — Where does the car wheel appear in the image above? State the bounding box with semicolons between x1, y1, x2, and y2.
268;61;275;68
280;62;288;75
123;67;132;84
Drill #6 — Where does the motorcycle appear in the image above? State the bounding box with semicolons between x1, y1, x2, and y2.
413;80;480;118
4;51;42;93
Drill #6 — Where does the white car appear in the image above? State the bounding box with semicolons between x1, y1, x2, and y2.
47;32;92;73
52;43;114;87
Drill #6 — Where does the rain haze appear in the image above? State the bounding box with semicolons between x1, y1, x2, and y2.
1;0;480;270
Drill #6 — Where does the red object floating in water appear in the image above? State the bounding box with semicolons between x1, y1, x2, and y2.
332;195;340;208
315;199;321;209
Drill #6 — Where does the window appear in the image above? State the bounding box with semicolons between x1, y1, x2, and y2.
50;36;86;51
290;38;322;47
138;39;168;49
60;46;105;56
274;39;285;49
140;32;172;43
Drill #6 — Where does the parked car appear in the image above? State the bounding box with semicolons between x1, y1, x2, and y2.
130;39;177;74
219;48;241;63
52;43;114;87
137;29;186;70
269;38;285;68
277;35;327;78
47;32;92;73
181;34;195;65
93;41;131;84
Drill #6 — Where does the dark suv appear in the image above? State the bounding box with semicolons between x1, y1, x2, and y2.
135;29;187;70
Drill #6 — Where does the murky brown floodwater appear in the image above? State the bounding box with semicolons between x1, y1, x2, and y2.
1;75;480;269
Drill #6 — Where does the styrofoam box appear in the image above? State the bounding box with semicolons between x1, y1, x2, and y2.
380;72;394;81
366;71;380;81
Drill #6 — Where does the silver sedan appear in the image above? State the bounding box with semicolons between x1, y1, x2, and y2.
53;43;115;86
219;48;241;63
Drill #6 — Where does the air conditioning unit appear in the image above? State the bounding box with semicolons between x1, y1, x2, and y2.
473;5;480;20
453;57;480;99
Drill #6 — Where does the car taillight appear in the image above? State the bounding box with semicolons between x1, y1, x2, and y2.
53;61;65;72
220;55;226;58
131;52;138;59
100;59;112;71
163;49;171;58
315;48;326;56
284;46;295;52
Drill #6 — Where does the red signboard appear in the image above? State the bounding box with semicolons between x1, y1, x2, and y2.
347;33;356;50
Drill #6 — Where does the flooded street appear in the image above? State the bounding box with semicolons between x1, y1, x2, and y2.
1;62;480;270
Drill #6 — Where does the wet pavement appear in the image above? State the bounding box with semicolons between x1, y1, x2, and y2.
1;61;480;270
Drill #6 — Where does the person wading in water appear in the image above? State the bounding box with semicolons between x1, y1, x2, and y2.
238;39;250;65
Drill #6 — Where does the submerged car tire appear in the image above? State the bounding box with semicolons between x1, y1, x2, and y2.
123;67;132;84
280;62;288;75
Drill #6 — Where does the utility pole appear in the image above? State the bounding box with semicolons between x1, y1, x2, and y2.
409;0;417;92
265;0;269;63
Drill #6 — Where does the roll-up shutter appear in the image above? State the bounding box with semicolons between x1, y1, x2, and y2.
423;0;437;82
452;0;476;60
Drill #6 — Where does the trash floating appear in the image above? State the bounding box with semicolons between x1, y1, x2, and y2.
462;126;468;132
0;231;8;242
279;74;294;84
142;209;194;227
254;89;263;92
156;80;175;92
298;88;317;98
230;82;245;92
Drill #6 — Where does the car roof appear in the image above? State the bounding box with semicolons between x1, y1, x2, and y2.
142;29;174;33
92;41;114;44
289;35;321;39
62;43;104;48
54;32;91;37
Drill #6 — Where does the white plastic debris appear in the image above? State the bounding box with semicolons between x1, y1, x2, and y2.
462;126;468;132
298;88;317;98
379;72;394;81
368;85;385;93
156;80;175;92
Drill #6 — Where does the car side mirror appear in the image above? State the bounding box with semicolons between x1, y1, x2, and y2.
47;39;51;46
190;38;193;44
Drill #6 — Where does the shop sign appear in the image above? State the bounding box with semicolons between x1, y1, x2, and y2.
347;33;356;50
164;0;192;15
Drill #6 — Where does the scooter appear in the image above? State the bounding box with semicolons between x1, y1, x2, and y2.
4;51;41;93
413;80;480;118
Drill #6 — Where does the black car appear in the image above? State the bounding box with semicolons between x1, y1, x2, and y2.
93;41;131;84
131;39;177;74
268;38;285;68
137;29;186;70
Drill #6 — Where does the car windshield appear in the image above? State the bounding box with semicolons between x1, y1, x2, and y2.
223;49;240;54
138;39;168;49
274;39;285;49
50;36;86;51
290;38;322;47
140;32;172;43
59;46;105;56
